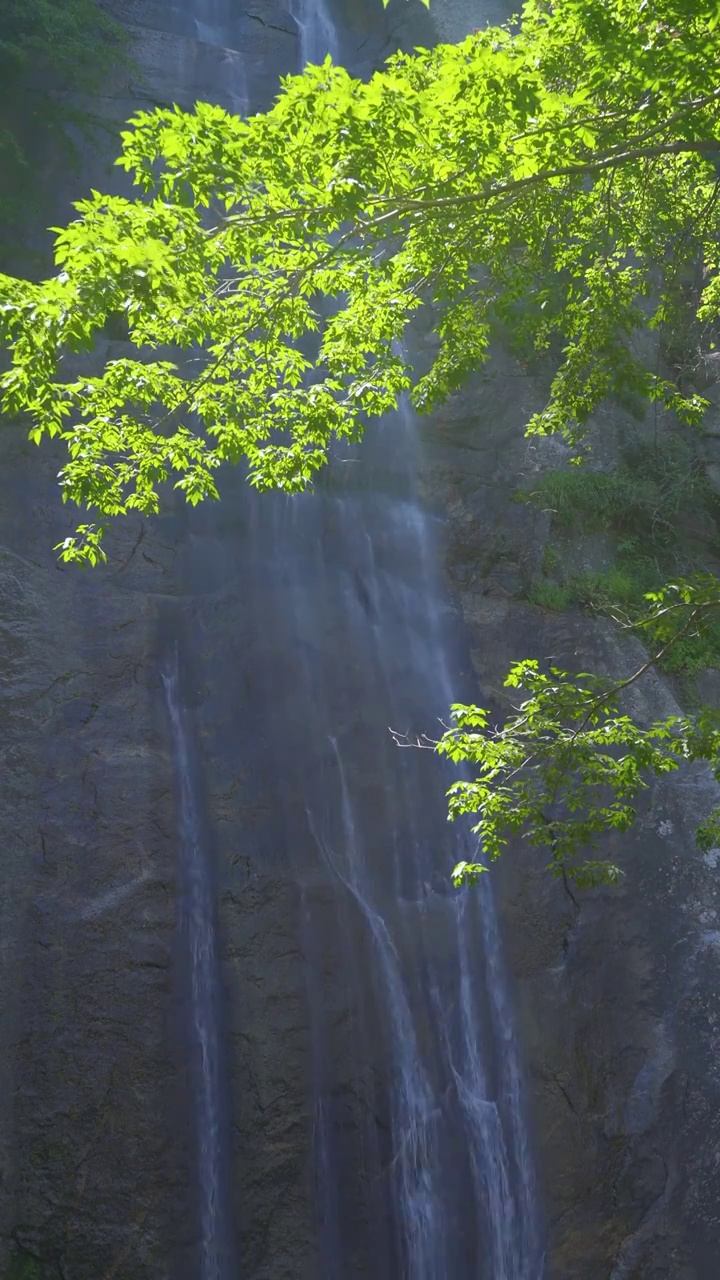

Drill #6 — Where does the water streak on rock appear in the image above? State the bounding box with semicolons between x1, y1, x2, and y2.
163;652;233;1280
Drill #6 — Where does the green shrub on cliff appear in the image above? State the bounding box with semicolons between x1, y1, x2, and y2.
0;0;125;257
522;436;716;544
523;439;720;676
1;0;720;883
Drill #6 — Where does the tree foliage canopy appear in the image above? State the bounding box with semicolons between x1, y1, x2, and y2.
2;0;720;881
2;0;719;558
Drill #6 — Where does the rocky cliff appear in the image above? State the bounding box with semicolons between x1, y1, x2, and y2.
1;3;720;1280
420;350;720;1277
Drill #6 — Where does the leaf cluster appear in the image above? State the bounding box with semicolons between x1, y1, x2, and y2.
440;649;720;888
2;0;720;556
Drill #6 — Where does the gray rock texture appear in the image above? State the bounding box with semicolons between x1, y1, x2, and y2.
418;355;720;1278
0;4;438;1278
2;2;720;1279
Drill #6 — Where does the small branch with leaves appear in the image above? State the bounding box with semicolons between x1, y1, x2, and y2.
404;577;720;889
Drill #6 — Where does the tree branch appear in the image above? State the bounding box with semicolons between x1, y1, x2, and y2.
394;140;720;214
212;139;720;238
572;599;720;740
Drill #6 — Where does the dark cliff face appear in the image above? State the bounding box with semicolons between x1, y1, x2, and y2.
2;3;720;1280
1;4;535;1279
418;346;720;1279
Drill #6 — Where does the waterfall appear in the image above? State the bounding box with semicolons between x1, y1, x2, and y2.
191;0;248;117
163;652;233;1280
290;0;341;66
164;1;544;1276
295;403;545;1279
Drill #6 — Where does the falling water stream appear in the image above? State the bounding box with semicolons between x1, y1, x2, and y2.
163;1;545;1276
163;653;233;1280
290;0;341;64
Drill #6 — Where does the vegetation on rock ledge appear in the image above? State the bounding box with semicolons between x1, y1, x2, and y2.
0;0;125;259
523;435;720;677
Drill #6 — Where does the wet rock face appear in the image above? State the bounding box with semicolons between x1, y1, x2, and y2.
3;2;720;1279
0;418;193;1278
0;4;336;1278
417;362;720;1278
0;3;443;1279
